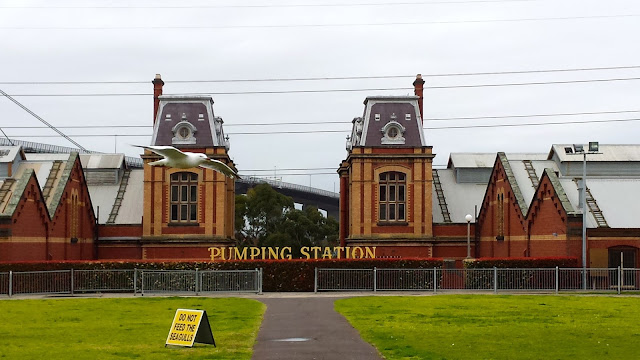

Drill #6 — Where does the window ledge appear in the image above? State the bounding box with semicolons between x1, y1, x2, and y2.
377;221;408;226
168;222;200;227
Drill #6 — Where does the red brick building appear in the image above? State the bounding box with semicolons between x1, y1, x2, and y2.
0;150;96;261
0;74;638;267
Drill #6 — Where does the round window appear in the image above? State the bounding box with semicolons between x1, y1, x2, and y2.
387;127;398;138
178;127;191;139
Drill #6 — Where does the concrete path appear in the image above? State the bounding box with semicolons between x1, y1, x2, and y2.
252;297;382;360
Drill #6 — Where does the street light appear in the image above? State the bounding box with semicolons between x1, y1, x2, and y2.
565;142;601;290
465;214;473;258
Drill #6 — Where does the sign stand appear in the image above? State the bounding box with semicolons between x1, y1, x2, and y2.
166;309;216;348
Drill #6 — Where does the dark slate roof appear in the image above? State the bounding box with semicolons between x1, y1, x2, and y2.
151;95;227;148
349;96;426;148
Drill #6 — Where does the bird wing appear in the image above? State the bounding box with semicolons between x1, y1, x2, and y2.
199;158;240;179
132;145;188;161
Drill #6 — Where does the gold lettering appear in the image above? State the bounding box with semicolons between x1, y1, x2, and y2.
268;247;279;260
311;246;321;259
261;247;267;259
352;246;363;259
322;247;333;259
250;247;260;259
365;246;376;259
301;247;310;259
234;247;248;260
281;247;292;260
346;246;351;259
208;247;220;261
333;246;344;259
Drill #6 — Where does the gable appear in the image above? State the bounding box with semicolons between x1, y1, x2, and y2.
477;153;528;235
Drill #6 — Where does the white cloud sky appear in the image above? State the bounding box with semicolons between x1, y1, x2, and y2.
1;0;639;192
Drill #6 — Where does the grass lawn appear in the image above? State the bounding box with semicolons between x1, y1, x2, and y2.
0;297;264;360
335;295;640;360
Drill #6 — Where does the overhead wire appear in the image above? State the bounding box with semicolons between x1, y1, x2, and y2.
4;14;640;30
5;116;640;138
0;89;88;151
5;75;640;97
3;65;640;85
1;0;537;9
3;108;640;129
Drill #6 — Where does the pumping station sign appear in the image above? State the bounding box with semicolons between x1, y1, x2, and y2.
207;246;377;261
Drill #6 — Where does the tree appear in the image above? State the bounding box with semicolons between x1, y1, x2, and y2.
235;184;339;256
263;205;339;257
234;183;293;247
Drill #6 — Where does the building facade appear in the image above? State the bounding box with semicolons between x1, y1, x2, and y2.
0;74;638;268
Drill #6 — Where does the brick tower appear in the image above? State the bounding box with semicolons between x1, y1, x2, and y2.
338;75;435;257
140;75;237;259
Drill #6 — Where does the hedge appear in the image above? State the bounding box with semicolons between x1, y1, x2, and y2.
0;258;444;292
464;257;580;269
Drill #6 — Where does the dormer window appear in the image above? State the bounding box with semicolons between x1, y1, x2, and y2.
381;121;406;145
405;113;411;121
165;114;172;121
178;127;191;139
198;113;205;121
171;121;197;145
374;113;381;121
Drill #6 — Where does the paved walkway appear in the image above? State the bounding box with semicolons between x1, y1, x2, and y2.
252;297;382;360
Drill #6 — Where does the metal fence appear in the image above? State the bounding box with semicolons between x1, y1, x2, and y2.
314;267;640;294
0;269;262;297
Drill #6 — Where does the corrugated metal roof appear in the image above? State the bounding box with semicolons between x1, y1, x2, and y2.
24;153;71;161
508;160;558;205
551;144;640;162
15;161;54;191
449;153;547;169
115;169;143;224
433;169;486;223
87;183;120;224
559;178;601;229
576;178;640;228
80;154;124;169
0;146;22;163
449;153;496;168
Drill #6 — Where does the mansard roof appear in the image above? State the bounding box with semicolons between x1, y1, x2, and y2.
348;96;426;148
150;95;229;150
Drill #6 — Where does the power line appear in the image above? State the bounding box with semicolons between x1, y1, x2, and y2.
4;108;640;129
0;128;14;146
5;75;640;97
0;0;536;9
4;65;640;85
4;14;640;30
423;117;640;130
5;116;640;139
425;109;640;121
0;89;88;151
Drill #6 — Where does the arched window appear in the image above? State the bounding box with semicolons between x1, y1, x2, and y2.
496;191;505;241
170;172;198;223
379;171;406;222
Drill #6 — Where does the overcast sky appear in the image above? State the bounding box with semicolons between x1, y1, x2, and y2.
1;0;640;192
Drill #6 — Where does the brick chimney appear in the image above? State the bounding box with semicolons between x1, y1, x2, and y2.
152;74;164;124
413;74;425;121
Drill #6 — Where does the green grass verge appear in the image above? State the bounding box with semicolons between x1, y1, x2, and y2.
0;297;265;360
335;295;640;360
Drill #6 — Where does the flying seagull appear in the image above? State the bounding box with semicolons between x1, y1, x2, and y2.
133;145;240;179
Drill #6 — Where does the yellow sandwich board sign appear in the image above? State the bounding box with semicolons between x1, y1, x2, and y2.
166;309;216;347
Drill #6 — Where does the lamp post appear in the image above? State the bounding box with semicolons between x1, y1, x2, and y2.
565;142;600;290
465;214;473;258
